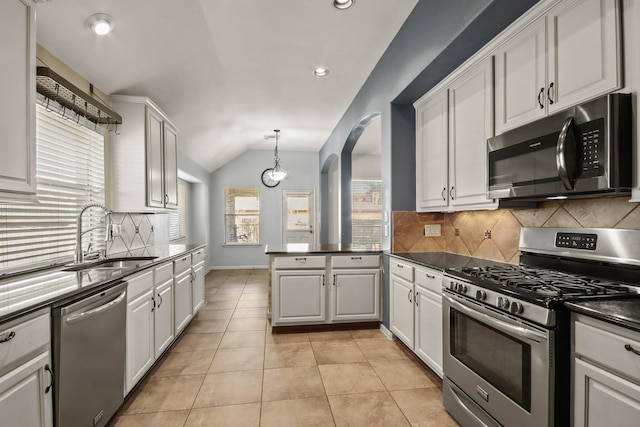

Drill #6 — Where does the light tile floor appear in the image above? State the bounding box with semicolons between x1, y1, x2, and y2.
110;269;458;427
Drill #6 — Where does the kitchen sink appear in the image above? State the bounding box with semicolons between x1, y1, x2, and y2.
63;257;157;272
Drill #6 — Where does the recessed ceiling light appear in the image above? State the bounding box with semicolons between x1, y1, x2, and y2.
333;0;354;10
314;67;329;77
87;13;114;36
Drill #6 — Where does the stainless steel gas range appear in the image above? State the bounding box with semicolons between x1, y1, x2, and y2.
442;227;640;427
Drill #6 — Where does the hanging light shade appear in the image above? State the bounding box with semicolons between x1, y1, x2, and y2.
266;129;288;181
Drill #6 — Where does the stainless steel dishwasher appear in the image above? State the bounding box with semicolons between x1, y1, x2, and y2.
53;281;127;427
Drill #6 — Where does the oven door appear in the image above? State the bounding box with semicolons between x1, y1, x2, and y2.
442;290;554;427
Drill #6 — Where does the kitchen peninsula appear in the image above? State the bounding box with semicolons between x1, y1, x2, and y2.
265;244;381;329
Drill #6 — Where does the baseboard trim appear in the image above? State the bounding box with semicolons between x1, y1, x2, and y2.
380;323;394;340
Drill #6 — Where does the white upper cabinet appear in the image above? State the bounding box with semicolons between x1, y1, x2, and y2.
494;18;547;134
415;88;449;211
109;96;179;212
0;0;36;200
495;0;621;134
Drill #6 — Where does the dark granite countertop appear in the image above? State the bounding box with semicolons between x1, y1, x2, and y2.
388;251;511;272
565;299;640;333
265;244;381;255
0;243;205;324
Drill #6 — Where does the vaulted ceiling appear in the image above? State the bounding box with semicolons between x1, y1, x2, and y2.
36;0;418;172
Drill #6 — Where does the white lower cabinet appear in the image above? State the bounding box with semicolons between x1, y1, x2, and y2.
573;314;640;426
271;254;381;326
154;277;174;358
125;271;155;394
0;310;52;427
192;261;205;314
174;269;193;335
390;258;444;378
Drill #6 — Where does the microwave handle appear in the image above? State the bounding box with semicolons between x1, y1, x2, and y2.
556;116;577;190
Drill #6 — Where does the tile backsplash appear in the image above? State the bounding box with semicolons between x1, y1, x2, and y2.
107;213;155;255
393;196;640;264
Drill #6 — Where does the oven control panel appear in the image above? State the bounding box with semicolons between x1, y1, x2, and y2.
555;232;597;250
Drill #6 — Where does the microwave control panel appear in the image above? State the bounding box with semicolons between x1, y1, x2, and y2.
577;118;605;177
555;232;597;250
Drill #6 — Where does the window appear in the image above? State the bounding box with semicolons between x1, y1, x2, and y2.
169;179;188;241
352;179;382;248
0;102;105;270
224;187;259;244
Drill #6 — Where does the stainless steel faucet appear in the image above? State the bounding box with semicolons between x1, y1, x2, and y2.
74;203;114;264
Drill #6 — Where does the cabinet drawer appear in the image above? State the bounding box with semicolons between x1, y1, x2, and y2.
127;270;154;301
0;311;49;371
331;255;379;268
154;262;173;284
575;320;640;383
415;267;442;294
274;256;325;269
191;248;205;264
390;260;414;282
174;255;191;275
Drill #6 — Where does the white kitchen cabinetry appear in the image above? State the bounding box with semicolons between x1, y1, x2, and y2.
572;314;640;426
390;260;415;348
0;310;53;427
414;267;444;377
415;57;496;212
273;256;326;326
271;254;381;326
174;255;193;335
0;0;36;200
330;255;380;322
153;262;174;358
109;96;178;211
191;248;206;314
495;0;621;134
125;270;155;394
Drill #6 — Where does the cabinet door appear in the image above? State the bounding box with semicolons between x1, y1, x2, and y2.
0;351;53;427
332;269;380;322
146;107;165;208
174;271;193;334
415;88;449;211
574;357;640;427
192;261;205;314
390;275;414;348
494;18;547;134
547;0;621;113
448;58;497;210
126;290;154;393
163;123;178;209
154;278;174;358
415;286;443;378
0;0;36;198
274;270;326;325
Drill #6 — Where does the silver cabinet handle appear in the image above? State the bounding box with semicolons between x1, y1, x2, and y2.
351;256;362;260
66;291;127;324
165;194;169;204
426;273;436;279
333;274;337;286
415;292;419;307
295;257;307;261
547;82;554;105
625;344;640;357
45;364;54;394
449;186;455;200
0;331;16;343
441;187;446;201
191;269;197;281
157;292;163;308
396;263;403;269
537;87;544;109
181;256;188;262
151;296;156;313
408;289;412;303
556;116;576;190
322;274;325;286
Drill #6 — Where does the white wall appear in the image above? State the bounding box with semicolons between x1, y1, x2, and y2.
210;150;319;268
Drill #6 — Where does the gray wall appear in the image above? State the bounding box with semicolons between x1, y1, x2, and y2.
209;150;319;268
317;0;539;326
352;154;381;179
178;150;212;270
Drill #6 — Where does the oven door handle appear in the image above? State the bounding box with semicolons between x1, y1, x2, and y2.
443;293;547;343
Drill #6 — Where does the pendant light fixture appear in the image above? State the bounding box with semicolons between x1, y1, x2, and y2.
266;129;288;181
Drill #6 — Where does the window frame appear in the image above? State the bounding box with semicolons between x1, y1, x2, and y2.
169;179;188;242
223;187;261;246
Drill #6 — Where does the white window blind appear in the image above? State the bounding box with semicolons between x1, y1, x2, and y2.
224;187;259;244
0;103;105;270
169;179;187;241
352;179;382;248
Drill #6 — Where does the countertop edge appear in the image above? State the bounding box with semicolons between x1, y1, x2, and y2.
565;300;640;333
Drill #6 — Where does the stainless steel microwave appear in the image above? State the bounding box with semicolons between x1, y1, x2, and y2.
487;93;632;200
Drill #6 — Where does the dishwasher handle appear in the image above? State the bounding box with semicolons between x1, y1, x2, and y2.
65;290;126;325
